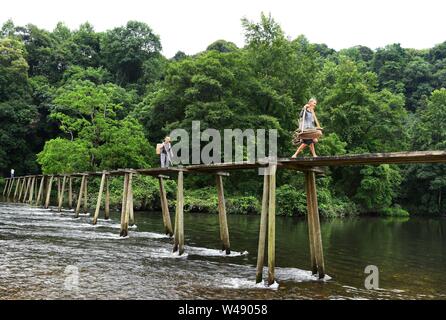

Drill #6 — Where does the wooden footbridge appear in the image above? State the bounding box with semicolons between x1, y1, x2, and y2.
2;151;446;286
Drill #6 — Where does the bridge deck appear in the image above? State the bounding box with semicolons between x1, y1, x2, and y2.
6;151;446;178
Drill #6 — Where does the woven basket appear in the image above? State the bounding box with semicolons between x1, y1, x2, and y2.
292;129;323;145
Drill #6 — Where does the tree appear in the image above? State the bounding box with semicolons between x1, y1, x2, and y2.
0;38;30;101
206;40;238;53
1;19;15;38
354;165;402;212
95;117;152;169
171;51;187;61
70;22;101;68
37;138;91;174
101;21;162;86
371;43;408;94
0;100;38;176
400;89;446;214
38;77;150;172
314;56;409;212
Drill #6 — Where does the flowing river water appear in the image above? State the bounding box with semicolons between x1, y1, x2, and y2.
0;201;445;300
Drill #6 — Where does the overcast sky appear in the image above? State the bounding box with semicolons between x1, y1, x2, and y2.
1;0;445;58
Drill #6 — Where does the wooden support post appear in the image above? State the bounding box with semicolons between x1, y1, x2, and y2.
83;176;88;213
18;178;26;202
2;178;8;196
305;171;317;275
158;176;173;236
27;177;33;203
305;170;325;279
7;178;15;199
13;177;21;201
128;174;135;226
104;176;110;220
93;172;107;225
34;177;38;201
19;177;28;202
256;173;270;284
120;173;129;237
23;177;30;203
57;177;61;206
267;164;277;286
173;170;184;255
20;178;26;202
68;176;73;209
216;174;230;254
36;176;45;206
28;176;36;204
33;176;39;200
5;178;11;198
44;176;54;209
58;176;66;212
173;199;179;250
75;175;85;217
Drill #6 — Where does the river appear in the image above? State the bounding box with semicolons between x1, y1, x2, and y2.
0;201;445;299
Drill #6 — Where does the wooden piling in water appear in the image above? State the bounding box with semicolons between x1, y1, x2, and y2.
57;177;61;206
13;178;20;201
28;176;36;204
173;170;184;255
44;176;54;209
256;173;270;284
18;177;26;202
19;178;25;202
5;178;11;198
83;176;88;214
36;176;45;206
128;174;135;226
104;176;110;220
305;170;325;279
21;178;26;201
7;178;15;199
23;177;31;203
12;178;20;202
216;174;230;254
18;178;25;201
75;175;86;217
267;164;277;286
125;173;135;229
58;176;66;212
2;178;9;196
305;171;317;275
120;173;129;237
93;171;107;225
158;176;173;236
34;177;38;201
68;176;73;209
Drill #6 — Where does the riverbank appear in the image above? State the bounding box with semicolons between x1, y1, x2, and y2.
0;176;420;218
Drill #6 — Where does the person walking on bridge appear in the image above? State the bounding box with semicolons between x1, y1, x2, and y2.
10;168;14;178
291;98;322;158
160;136;174;168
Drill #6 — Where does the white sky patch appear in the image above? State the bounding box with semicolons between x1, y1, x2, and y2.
1;0;445;58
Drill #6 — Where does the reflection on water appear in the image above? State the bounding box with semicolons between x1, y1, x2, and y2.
0;201;445;299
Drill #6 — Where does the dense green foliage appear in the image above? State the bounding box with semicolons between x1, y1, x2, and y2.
1;13;446;216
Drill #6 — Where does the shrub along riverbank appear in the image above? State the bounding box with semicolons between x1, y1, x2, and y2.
0;176;409;217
